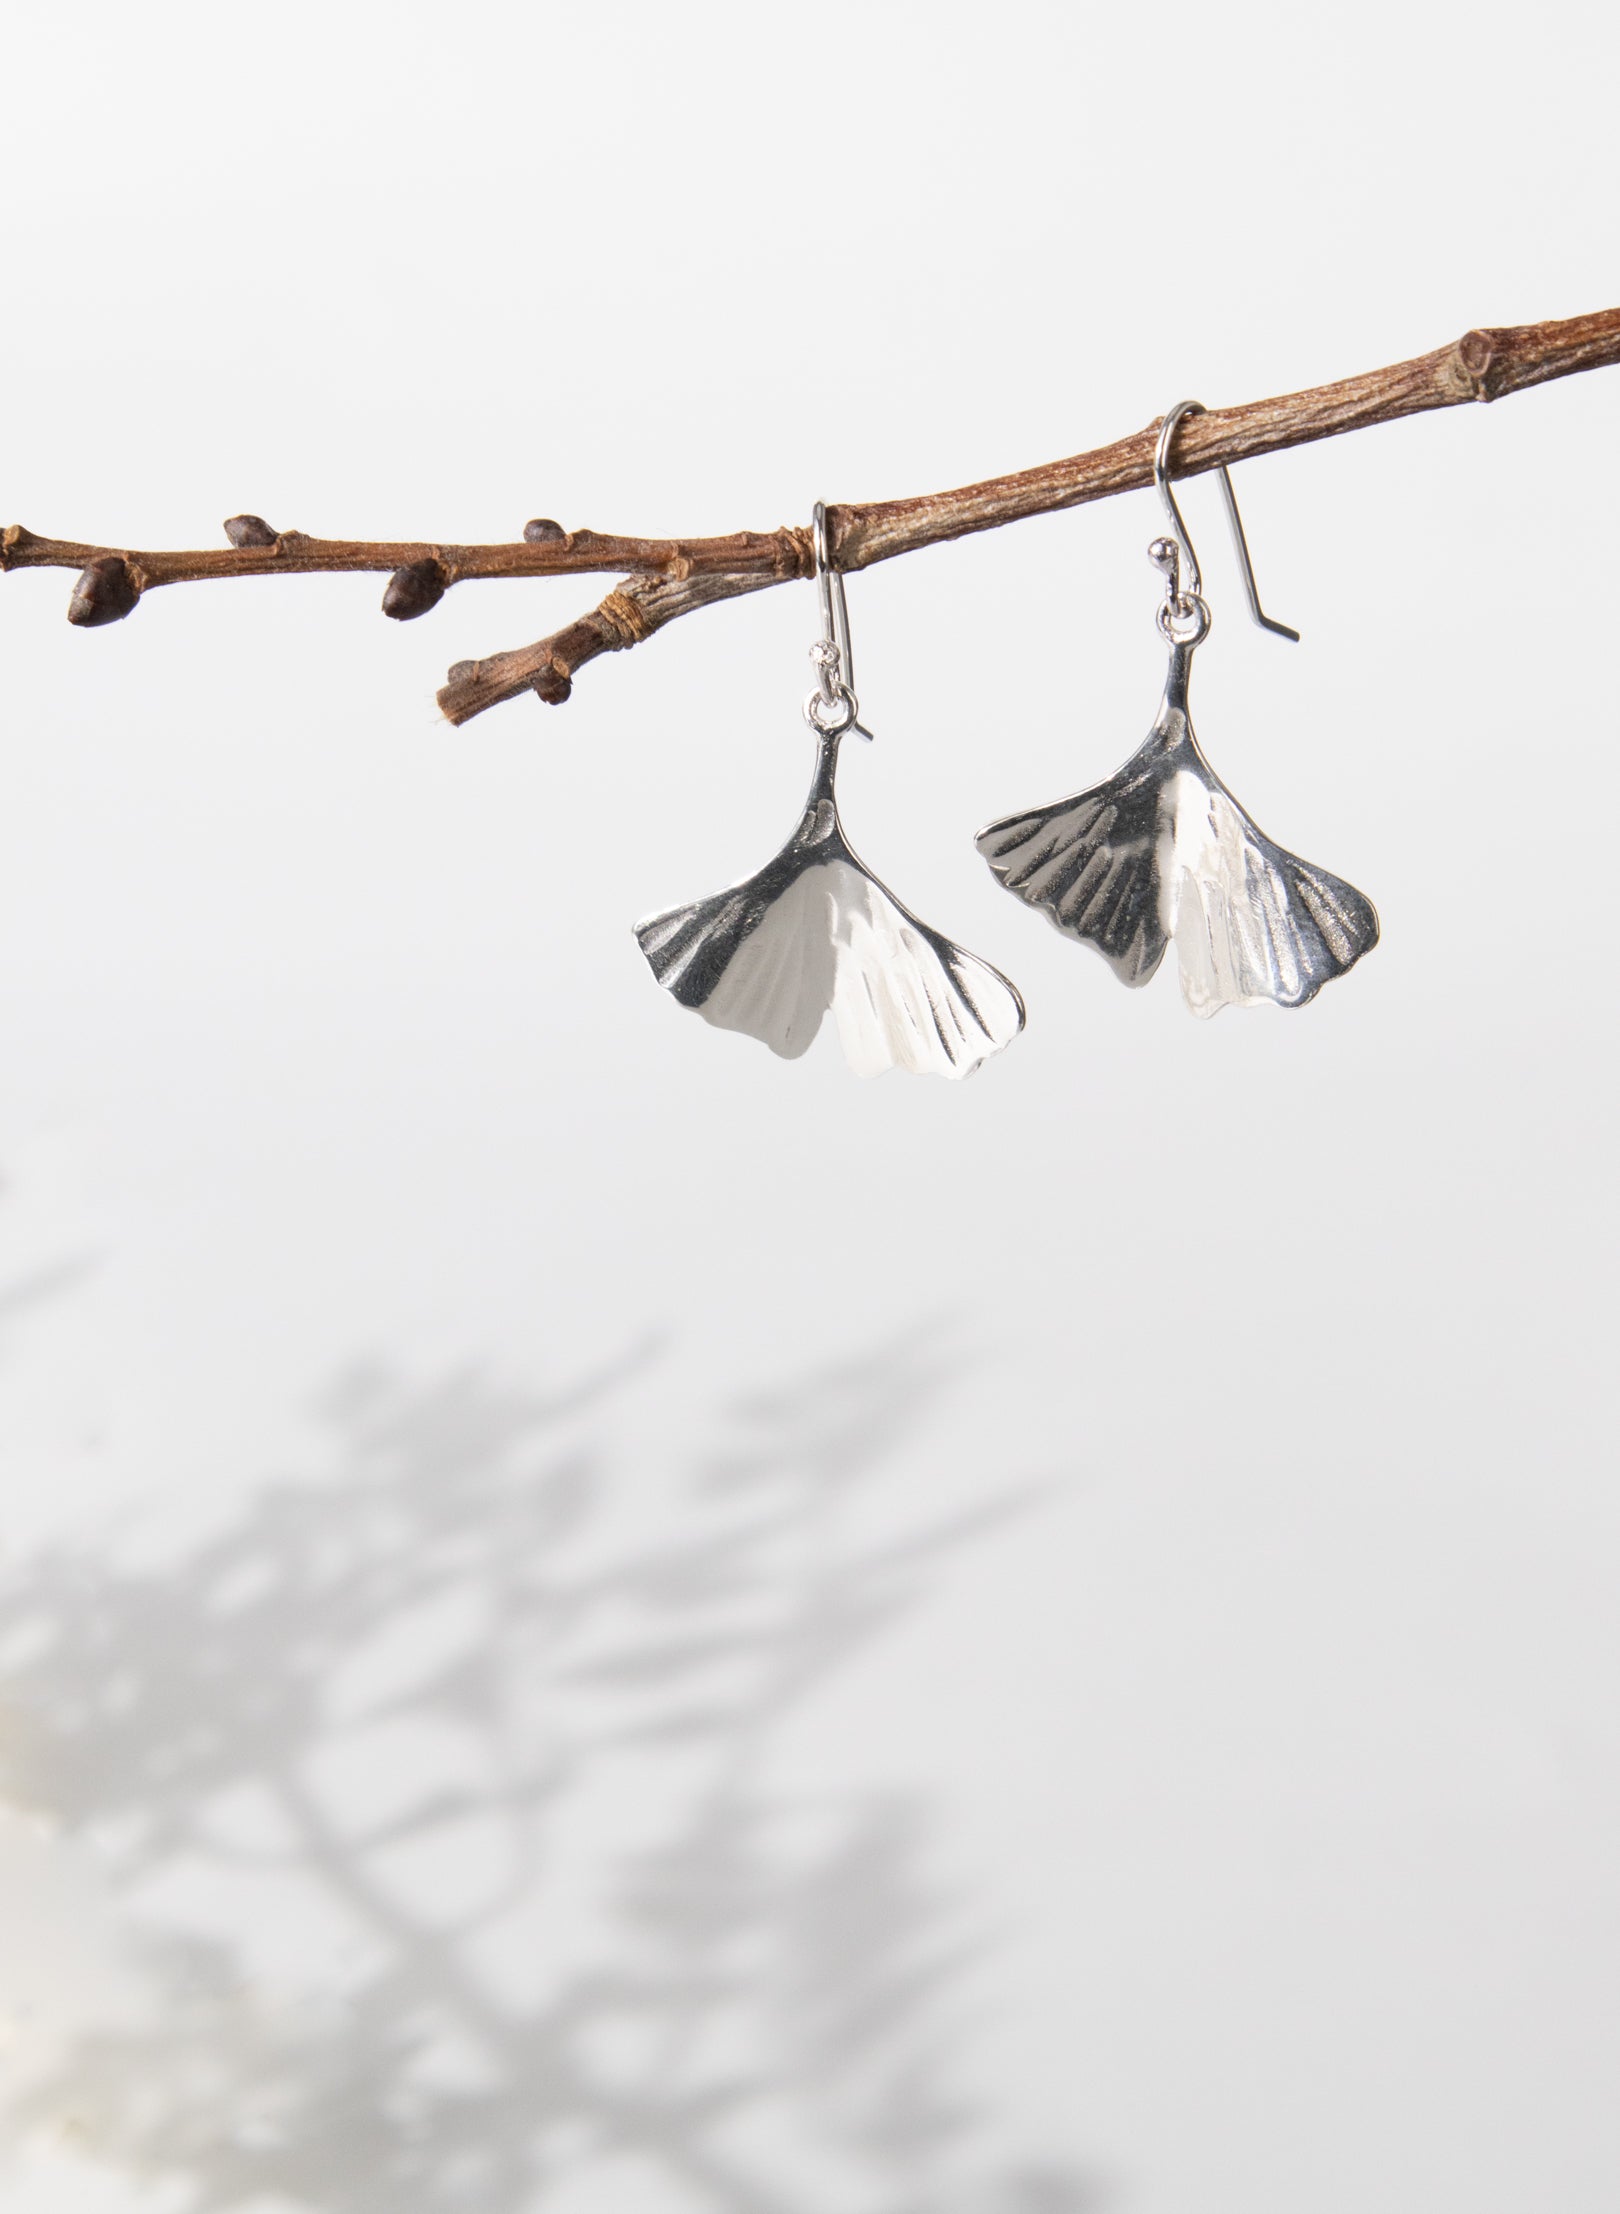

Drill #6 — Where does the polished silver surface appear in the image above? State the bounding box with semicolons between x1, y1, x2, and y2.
638;723;1026;1074
804;500;873;743
636;505;1025;1078
1155;398;1300;642
978;416;1373;1015
976;640;1378;1015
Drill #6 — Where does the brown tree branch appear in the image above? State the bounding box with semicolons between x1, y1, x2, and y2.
4;308;1617;725
438;570;791;717
439;307;1620;723
0;519;809;601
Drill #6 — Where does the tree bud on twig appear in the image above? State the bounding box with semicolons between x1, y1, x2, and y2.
531;663;572;705
382;559;448;621
67;556;140;627
2;307;1613;723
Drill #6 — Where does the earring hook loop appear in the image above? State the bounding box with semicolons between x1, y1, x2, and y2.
806;502;873;740
1153;401;1300;644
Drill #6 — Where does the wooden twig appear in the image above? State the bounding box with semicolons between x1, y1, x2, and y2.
4;308;1617;726
0;520;808;594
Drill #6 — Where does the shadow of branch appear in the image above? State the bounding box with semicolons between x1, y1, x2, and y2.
1;1325;1108;2212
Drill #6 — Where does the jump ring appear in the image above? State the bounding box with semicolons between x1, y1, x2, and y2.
806;685;859;736
1157;593;1211;647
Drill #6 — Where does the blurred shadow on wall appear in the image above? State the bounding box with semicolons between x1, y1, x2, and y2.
0;1326;1108;2213
0;1254;98;1357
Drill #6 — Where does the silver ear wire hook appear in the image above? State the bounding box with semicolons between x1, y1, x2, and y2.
806;501;873;741
1153;400;1300;644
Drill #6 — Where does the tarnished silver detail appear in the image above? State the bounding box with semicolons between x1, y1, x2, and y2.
976;640;1378;1015
636;502;1025;1077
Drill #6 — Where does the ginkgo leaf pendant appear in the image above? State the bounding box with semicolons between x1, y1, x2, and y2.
636;726;1025;1078
976;641;1379;1017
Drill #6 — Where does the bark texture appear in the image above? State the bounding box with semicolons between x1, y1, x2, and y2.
2;308;1615;725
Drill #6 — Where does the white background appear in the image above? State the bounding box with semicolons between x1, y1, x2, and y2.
1;5;1616;2209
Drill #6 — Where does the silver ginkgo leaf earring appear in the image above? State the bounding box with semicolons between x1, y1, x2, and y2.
976;402;1379;1016
635;504;1026;1078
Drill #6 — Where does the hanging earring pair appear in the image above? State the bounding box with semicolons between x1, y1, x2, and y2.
978;402;1379;1014
636;416;1378;1072
634;504;1026;1078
